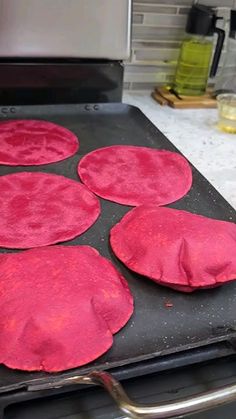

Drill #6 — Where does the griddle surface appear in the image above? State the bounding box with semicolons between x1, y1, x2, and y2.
0;103;235;392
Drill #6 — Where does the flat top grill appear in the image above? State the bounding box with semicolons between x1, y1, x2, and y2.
0;103;235;394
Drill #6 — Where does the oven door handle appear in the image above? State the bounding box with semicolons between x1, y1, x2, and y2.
28;370;236;418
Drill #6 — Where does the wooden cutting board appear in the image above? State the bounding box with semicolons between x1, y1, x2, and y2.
152;87;217;109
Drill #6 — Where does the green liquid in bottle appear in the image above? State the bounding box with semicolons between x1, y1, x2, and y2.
173;36;213;96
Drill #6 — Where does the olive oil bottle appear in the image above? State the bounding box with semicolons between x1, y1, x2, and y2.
173;4;225;96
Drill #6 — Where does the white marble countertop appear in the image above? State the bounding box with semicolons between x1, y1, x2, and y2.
123;92;236;210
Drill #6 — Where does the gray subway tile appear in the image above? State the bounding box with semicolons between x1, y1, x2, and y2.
178;7;190;15
133;0;192;4
124;64;175;83
125;64;175;73
124;67;175;83
123;82;131;90
131;82;157;90
132;25;185;41
143;13;186;26
132;40;181;48
133;4;177;13
132;13;144;24
134;48;179;62
195;0;233;6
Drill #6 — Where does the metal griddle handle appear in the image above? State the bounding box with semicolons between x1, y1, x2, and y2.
28;370;236;418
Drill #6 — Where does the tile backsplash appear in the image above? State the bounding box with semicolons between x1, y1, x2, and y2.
124;0;234;90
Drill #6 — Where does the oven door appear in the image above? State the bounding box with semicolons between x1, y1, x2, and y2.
0;0;131;59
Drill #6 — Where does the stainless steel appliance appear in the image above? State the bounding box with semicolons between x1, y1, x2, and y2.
0;0;131;105
0;0;131;59
0;2;236;418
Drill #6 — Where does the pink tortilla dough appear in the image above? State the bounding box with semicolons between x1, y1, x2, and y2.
78;145;192;206
0;119;79;165
0;245;133;372
110;205;236;292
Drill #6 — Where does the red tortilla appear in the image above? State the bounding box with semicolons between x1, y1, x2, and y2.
110;206;236;292
78;146;192;206
0;245;133;372
0;120;79;166
0;172;100;249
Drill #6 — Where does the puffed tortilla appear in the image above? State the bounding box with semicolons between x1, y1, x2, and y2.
0;245;133;372
110;205;236;292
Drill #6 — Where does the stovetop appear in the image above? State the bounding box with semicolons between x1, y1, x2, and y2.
0;59;235;419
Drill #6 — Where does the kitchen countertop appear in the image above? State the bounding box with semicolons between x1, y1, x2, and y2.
123;91;236;210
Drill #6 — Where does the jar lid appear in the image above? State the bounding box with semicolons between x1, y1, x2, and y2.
186;4;217;36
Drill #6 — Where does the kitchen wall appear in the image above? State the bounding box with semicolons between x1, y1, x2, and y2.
124;0;234;90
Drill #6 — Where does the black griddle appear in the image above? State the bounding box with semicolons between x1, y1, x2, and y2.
0;102;236;397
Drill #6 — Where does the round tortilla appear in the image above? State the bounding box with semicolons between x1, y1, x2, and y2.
0;245;133;372
0;120;79;166
78;146;192;206
110;205;236;292
0;172;100;249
